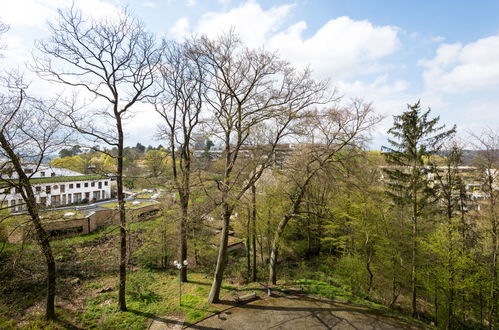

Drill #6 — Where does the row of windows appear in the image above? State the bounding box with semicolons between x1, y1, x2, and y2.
2;180;109;195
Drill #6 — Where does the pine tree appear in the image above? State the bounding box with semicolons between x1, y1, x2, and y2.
382;101;455;318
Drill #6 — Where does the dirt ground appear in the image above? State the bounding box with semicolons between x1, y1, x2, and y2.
186;294;424;330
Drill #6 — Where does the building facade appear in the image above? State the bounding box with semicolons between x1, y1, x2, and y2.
1;165;112;212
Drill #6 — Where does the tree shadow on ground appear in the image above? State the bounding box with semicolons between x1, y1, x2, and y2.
53;316;85;330
188;296;423;330
128;309;220;330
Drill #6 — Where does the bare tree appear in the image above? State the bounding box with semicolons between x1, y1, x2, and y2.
0;73;68;319
194;32;329;303
470;128;498;328
32;6;162;311
268;100;380;284
153;38;206;282
0;21;8;56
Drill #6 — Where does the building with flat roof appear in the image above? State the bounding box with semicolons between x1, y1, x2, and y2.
0;165;112;212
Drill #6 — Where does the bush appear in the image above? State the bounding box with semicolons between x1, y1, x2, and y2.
332;256;366;295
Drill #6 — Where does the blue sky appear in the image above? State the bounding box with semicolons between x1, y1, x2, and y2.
1;0;498;148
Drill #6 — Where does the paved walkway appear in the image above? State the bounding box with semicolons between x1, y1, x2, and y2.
188;295;423;330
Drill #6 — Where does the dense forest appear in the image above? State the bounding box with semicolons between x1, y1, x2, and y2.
0;5;497;330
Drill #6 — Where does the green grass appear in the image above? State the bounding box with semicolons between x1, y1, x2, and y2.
99;201;157;210
75;270;237;329
134;193;153;199
49;216;162;247
1;209;85;226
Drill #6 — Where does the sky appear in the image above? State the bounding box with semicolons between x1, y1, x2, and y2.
1;0;499;149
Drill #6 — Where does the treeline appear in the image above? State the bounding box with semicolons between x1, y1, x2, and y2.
51;143;171;188
0;4;496;329
229;103;497;329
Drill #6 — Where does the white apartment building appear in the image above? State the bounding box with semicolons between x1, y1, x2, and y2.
0;165;112;212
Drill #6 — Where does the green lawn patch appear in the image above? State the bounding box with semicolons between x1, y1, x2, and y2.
99;201;157;210
134;193;153;199
2;209;85;226
76;270;237;329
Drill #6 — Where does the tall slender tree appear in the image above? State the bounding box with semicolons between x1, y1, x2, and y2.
382;101;455;318
154;38;206;282
470;129;498;328
268;100;379;284
33;6;161;311
196;32;329;303
0;74;68;319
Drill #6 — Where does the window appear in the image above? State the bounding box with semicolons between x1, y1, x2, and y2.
104;181;108;186
25;169;33;174
84;183;88;188
69;184;74;189
46;186;51;194
91;182;95;187
98;182;102;189
60;184;65;193
40;171;45;177
76;183;81;188
35;186;41;193
51;172;55;177
53;185;58;190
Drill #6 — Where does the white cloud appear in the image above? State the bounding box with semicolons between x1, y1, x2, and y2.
186;0;196;7
268;16;400;79
421;34;499;93
169;17;190;40
431;36;444;42
194;0;294;48
1;0;55;27
1;0;119;28
181;1;400;79
336;77;413;145
143;2;157;8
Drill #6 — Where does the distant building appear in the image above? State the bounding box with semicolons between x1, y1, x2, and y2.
380;165;498;209
0;164;112;212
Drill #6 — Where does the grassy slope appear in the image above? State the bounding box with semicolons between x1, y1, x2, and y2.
0;216;248;329
0;215;429;330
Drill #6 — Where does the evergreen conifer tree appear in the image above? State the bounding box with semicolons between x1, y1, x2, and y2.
382;101;456;317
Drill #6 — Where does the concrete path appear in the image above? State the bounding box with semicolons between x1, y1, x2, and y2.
188;295;423;330
148;315;184;330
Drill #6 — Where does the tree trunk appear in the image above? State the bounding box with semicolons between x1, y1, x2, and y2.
30;206;56;320
487;172;497;329
268;177;311;285
366;248;373;295
246;207;251;278
179;195;189;282
116;118;127;312
389;256;399;308
411;180;418;318
251;184;257;282
0;133;57;319
434;289;439;327
207;204;231;303
411;218;417;318
269;215;291;285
